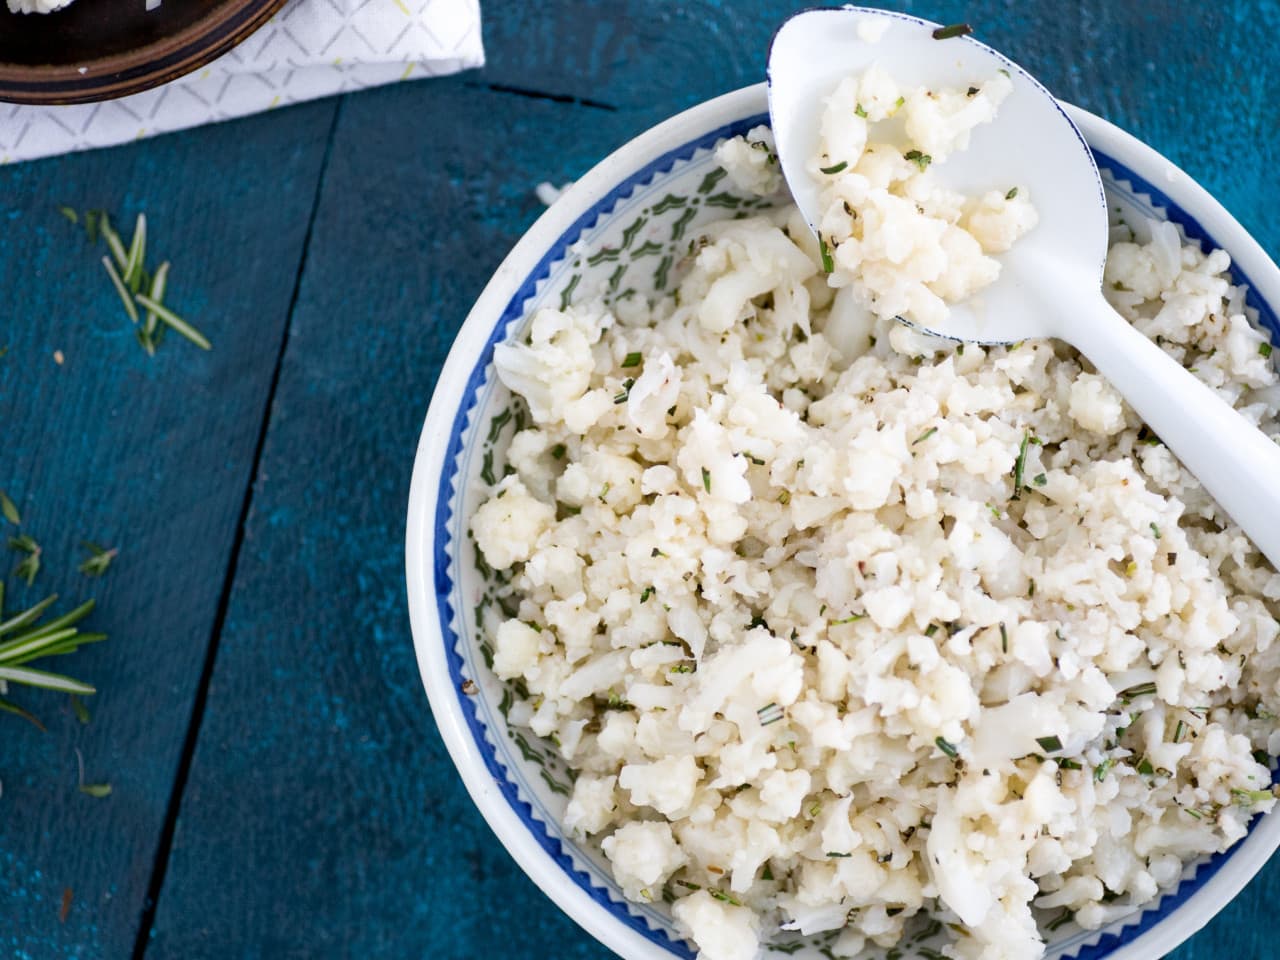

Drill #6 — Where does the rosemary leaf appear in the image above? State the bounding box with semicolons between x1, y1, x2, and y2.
144;260;170;342
102;257;141;325
79;542;118;578
0;665;95;695
0;489;20;526
134;294;211;350
100;215;129;271
71;694;91;725
0;594;58;637
124;213;147;293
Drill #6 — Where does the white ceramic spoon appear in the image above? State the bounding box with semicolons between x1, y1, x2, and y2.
769;6;1280;570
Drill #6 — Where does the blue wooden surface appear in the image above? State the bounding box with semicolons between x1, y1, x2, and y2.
1;1;1278;958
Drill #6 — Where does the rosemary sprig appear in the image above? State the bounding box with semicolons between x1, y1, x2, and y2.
0;594;103;708
9;533;41;586
78;542;118;578
64;207;211;355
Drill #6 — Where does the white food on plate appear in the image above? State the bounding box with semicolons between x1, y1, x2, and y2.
6;0;74;13
811;67;1038;329
471;80;1280;960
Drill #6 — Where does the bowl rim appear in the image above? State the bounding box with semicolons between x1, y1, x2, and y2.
0;0;287;105
406;81;1280;960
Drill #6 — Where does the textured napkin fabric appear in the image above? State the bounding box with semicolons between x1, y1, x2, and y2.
0;0;483;164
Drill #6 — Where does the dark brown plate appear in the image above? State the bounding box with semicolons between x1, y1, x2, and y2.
0;0;288;104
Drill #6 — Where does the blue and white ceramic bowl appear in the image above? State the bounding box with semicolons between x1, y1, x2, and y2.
405;84;1280;960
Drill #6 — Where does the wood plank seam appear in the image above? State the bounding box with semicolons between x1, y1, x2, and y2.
466;80;619;112
127;97;349;960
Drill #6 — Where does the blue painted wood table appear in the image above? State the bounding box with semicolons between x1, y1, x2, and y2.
2;1;1278;957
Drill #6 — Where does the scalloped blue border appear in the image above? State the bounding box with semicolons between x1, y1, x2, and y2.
431;121;1280;960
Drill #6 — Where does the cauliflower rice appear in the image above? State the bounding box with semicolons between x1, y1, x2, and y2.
468;81;1280;960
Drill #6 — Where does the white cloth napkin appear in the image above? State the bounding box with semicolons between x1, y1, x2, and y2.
0;0;483;164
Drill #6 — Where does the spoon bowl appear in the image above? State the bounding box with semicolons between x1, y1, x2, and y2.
768;5;1280;569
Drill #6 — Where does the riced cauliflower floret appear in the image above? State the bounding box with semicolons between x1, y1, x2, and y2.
1069;373;1128;436
470;475;555;569
965;187;1040;253
715;125;783;197
564;774;619;836
602;820;688;901
672;891;760;960
903;71;1012;162
491;619;543;681
493;304;609;424
619;754;702;817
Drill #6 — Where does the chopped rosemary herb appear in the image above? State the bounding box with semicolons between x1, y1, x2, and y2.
1231;788;1275;807
1094;758;1115;782
1012;430;1030;499
818;234;834;273
1035;735;1063;753
1000;622;1008;654
924;624;939;638
1150;522;1161;539
777;490;791;505
1173;720;1187;743
831;614;865;625
1261;342;1274;359
1005;187;1019;201
613;377;635;404
707;889;741;906
71;694;91;725
621;351;642;368
551;443;566;459
9;533;41;586
1057;758;1083;770
0;490;19;526
1033;473;1047;487
931;22;973;40
1137;758;1155;776
820;161;849;175
78;541;118;578
1046;909;1073;932
1120;682;1158;702
903;149;932;171
640;586;654;604
935;736;959;759
855;103;868;118
758;702;784;725
701;467;712;494
826;851;852;858
912;427;937;446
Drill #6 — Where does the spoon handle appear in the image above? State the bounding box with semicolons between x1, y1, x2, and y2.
1062;289;1280;571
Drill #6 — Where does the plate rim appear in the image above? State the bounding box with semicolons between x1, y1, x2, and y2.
0;0;287;105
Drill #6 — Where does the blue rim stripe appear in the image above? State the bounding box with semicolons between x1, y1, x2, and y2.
431;118;1280;960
